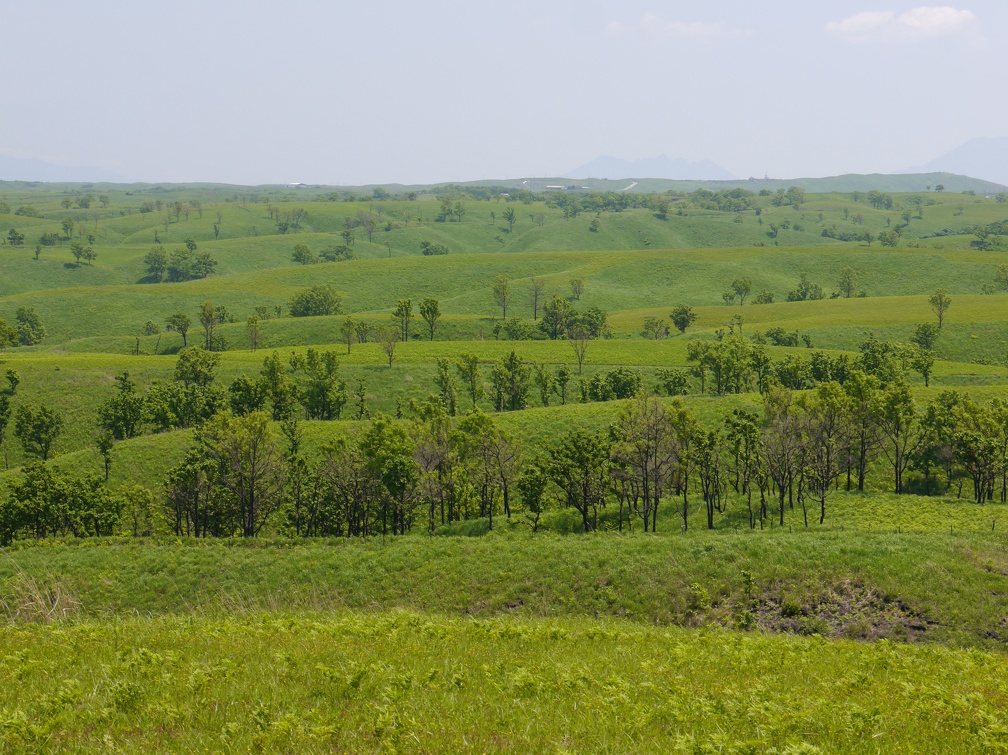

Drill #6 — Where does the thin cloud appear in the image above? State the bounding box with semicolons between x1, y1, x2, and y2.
606;13;751;42
827;6;977;40
826;11;895;36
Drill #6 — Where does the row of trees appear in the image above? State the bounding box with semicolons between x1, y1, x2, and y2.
11;367;1003;545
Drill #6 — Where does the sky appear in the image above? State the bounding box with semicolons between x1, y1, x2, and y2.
1;0;1005;185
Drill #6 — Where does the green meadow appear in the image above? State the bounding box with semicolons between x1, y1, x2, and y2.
3;179;1008;750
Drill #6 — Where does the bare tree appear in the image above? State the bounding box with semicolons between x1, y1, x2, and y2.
529;276;545;320
377;324;398;367
491;275;511;320
569;326;590;374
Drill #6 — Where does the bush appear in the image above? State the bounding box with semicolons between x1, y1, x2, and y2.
288;284;343;318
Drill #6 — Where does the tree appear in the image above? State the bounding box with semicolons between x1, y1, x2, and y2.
912;346;935;388
533;362;555;407
670;305;697;334
837;267;857;298
165;313;191;347
144;246;168;281
540;294;572;340
873;377;920;494
611;394;679;532
246;315;262;351
570;278;584;301
202;411;285;537
15;306;45;346
7;228;25;246
291;244;316;265
912;322;940;351
548;429;610;532
731;278;752;305
0;394;11;469
199;301;219;350
6;369;19;395
491;275;511;320
529;276;545;320
342;316;356;355
419;297;441;341
288;284;343;317
98;372;146;440
569;326;590;374
490;351;530;411
393;298;413;342
878;229;900;247
456;353;485;409
433;358;458;416
503;206;516;232
96;430;114;482
642;316;669;340
930;288;951;329
377;324;398;367
14;405;63;461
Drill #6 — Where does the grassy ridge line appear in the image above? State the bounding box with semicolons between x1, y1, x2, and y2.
1;612;1006;752
3;529;1008;647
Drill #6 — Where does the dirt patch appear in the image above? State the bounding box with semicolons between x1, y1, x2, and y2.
750;579;934;641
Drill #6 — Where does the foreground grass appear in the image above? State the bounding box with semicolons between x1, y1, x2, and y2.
1;611;1007;752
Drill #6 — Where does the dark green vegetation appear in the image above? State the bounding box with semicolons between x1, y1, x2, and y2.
3;179;1008;750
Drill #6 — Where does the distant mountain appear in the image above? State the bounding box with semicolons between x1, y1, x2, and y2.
567;155;736;181
0;154;125;183
901;137;1008;188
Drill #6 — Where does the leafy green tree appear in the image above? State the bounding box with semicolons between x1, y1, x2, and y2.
360;413;418;536
912;322;940;351
7;228;25;246
393;298;413;341
296;348;348;420
165;313;191;347
456;352;485;409
246;315;262;351
144;246;167;281
5;369;19;395
288;284;343;317
98;372;146;440
490;351;531;411
419;297;441;341
434;357;458;415
15;306;45;345
174;347;220;388
96;430;114;481
260;351;298;421
555;365;572;405
292;244;316;265
503;206;516;232
570;278;584;301
547;428;610;532
199;301;219;350
202;411;285;537
878;229;900;247
670;305;697;334
837;267;857;298
533;362;555;407
14;404;63;461
731;278;752;305
540;294;572;340
872;377;920;494
517;461;549;533
0;394;10;469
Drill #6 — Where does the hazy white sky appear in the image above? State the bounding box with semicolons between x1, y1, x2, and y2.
1;1;1004;184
